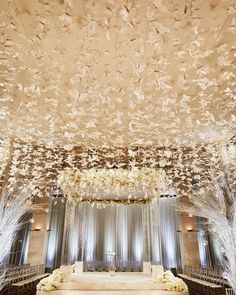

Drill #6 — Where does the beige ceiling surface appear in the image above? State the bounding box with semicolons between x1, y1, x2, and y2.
0;0;235;147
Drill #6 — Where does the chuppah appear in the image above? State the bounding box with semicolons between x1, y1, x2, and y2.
36;167;188;294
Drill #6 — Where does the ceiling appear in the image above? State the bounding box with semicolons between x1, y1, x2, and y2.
0;0;235;147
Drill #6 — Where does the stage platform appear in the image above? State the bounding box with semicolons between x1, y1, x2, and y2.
37;272;188;295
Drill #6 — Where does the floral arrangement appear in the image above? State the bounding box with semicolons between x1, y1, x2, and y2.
37;269;64;292
163;279;188;292
156;270;188;293
57;167;168;204
156;270;175;284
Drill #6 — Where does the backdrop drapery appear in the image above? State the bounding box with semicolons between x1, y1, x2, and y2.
46;199;66;270
159;198;182;269
197;217;224;268
47;198;182;271
2;214;31;266
62;203;145;270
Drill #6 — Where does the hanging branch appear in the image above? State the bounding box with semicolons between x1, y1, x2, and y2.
0;183;35;291
180;172;236;292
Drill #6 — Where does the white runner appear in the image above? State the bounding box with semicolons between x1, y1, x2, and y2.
37;272;188;295
38;290;187;295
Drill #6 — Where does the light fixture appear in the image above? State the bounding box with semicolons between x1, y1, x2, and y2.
51;186;64;197
30;218;35;224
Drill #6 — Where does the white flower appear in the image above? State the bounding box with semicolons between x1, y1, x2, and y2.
156;270;188;293
57;168;169;204
37;270;64;292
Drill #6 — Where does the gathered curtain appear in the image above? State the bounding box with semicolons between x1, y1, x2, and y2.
46;199;66;270
47;198;181;270
64;203;144;268
159;198;182;270
197;217;224;268
2;214;31;266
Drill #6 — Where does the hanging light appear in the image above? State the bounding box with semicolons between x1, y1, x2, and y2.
51;186;64;197
30;218;35;224
203;240;208;246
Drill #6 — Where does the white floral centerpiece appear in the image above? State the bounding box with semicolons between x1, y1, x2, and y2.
156;270;188;293
37;269;64;292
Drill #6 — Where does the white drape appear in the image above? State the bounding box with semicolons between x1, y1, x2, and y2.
48;198;182;270
159;198;181;269
46;200;66;269
69;203;144;268
197;217;224;268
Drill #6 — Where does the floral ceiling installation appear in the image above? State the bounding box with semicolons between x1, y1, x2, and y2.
0;0;235;148
57;167;168;204
0;137;234;199
0;0;235;200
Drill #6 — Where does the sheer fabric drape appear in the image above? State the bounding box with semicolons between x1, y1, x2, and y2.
67;203;144;269
197;217;224;267
46;200;66;269
60;200;181;270
159;198;182;269
2;215;31;266
47;198;182;271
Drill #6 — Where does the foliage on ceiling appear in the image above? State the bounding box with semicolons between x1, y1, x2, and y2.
0;0;235;147
0;139;234;199
0;0;235;199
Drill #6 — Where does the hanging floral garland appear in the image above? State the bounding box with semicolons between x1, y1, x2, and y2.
57;167;169;204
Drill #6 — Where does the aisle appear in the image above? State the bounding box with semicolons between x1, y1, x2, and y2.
58;272;160;290
37;272;188;295
38;290;184;295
